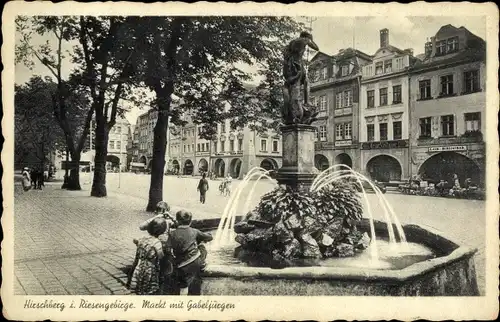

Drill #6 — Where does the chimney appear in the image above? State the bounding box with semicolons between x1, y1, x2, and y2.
430;36;437;57
424;41;432;58
380;28;389;48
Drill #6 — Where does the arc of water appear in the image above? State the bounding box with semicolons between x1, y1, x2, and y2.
311;164;354;191
314;169;407;245
214;167;269;247
312;169;379;261
314;170;396;244
223;170;275;244
242;171;274;212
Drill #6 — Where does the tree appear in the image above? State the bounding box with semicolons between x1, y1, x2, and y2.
14;76;66;171
75;16;146;197
16;16;94;190
127;16;303;211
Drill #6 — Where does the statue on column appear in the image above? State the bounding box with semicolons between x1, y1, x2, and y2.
282;31;320;125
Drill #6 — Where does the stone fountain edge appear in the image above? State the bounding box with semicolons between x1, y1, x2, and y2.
193;217;478;283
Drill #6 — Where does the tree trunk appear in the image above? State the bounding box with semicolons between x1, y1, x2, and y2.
146;110;169;212
67;152;82;190
91;119;108;197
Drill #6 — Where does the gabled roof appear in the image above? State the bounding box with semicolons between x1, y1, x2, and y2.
412;47;485;71
373;44;406;57
310;51;333;63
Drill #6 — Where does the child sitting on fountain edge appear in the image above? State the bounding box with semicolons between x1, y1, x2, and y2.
166;210;213;295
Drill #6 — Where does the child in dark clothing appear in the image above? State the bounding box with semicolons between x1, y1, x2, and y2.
167;210;213;295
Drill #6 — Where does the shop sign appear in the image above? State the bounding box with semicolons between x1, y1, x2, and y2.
361;140;408;150
428;146;467;152
335;140;352;147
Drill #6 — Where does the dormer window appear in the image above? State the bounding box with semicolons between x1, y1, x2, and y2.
436;40;447;56
321;66;328;80
447;37;459;53
384;60;392;73
341;65;349;76
436;36;459;56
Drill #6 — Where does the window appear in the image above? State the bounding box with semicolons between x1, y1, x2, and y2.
464;70;480;93
384;60;392;73
238;139;243;151
367;124;375;142
392;85;402;104
319;95;327;111
197;143;201;152
184;145;187;153
341;65;349;76
367;90;375;108
321;66;328;80
221;122;226;133
336;124;343;139
206;143;209;151
440;75;454;96
436;40;446;55
272;140;279;152
379;88;388;106
465;112;481;131
116;141;121;150
441;115;455;136
447;37;459;53
375;62;383;75
220;140;225;152
379;123;388;141
319;125;327;141
393;121;402;140
109;141;115;149
117;126;121;133
213;142;218;153
260;139;267;152
230;139;235;152
419;80;431;99
314;128;319;141
343;90;352;107
336;93;342;109
344;123;352;140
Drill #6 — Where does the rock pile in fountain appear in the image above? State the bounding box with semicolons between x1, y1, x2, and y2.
234;181;371;267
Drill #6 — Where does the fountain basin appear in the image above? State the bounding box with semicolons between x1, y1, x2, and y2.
192;217;479;296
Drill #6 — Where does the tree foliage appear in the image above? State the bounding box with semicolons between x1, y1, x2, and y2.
123;16;303;210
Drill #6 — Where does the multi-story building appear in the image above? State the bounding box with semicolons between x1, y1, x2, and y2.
309;48;372;171
408;24;486;186
133;109;158;169
105;116;131;171
167;103;282;179
359;28;417;183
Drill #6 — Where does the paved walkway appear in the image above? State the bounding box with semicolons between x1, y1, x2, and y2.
12;179;486;295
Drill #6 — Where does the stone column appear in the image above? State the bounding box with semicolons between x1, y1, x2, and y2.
276;124;317;191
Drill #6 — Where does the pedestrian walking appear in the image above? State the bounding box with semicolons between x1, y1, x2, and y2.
127;217;167;295
21;167;32;192
197;173;209;204
167;210;213;295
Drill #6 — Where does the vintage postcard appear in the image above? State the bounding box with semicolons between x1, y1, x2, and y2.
2;1;499;320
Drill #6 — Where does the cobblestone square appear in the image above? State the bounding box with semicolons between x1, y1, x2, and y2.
12;174;486;295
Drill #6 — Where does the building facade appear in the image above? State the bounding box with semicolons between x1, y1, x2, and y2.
167;104;282;179
409;25;486;186
359;29;417;183
105;117;131;171
309;48;372;172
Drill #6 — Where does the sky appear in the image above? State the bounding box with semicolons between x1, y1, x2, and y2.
15;16;486;125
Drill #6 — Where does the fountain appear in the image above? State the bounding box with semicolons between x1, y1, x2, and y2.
190;31;479;296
